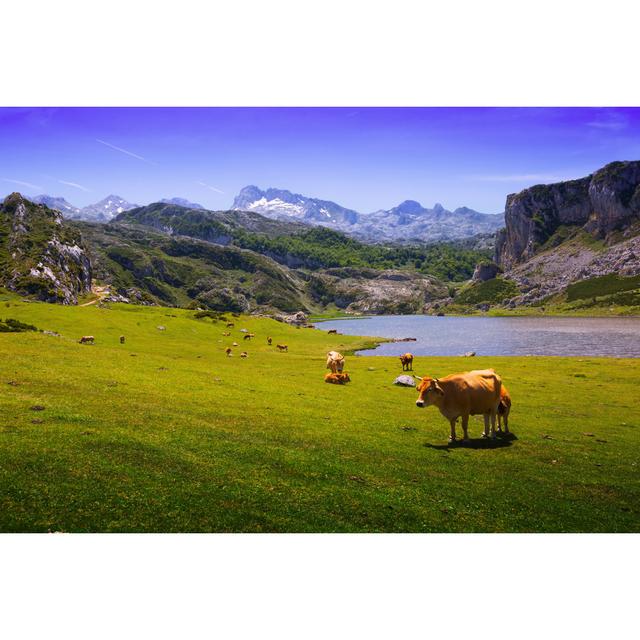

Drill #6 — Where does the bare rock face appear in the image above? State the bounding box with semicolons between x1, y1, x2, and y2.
496;161;640;269
0;193;92;304
472;261;500;282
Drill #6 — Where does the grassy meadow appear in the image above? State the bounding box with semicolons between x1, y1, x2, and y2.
0;290;638;532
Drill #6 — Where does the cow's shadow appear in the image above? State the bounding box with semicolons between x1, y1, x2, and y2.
424;432;517;451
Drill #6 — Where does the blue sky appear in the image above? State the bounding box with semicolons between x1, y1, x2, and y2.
1;107;639;213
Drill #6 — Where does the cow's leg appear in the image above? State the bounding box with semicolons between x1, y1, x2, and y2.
461;415;470;441
482;414;490;438
490;409;497;439
504;410;510;434
449;418;457;442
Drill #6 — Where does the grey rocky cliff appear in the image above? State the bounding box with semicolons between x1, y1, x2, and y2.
496;161;640;269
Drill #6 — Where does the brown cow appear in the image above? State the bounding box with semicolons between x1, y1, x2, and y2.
79;336;95;344
497;384;512;433
267;337;272;345
240;351;248;358
277;344;288;352
119;335;125;344
222;331;231;336
327;329;338;335
399;353;414;371
243;333;255;340
225;347;232;357
226;322;234;328
324;372;351;384
415;369;502;441
326;350;345;374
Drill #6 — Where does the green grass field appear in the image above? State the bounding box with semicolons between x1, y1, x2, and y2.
0;291;638;532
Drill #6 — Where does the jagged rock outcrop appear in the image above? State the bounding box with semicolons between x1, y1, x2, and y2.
0;193;92;304
496;161;640;269
472;261;500;282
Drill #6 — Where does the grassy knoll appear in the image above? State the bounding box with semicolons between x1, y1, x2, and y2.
0;291;638;532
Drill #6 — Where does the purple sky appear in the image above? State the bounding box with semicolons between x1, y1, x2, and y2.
1;107;639;213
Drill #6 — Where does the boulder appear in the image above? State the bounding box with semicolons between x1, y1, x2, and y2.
393;375;416;387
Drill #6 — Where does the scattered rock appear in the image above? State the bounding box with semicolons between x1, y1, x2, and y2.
400;426;417;431
30;405;45;411
460;351;476;357
157;326;166;331
393;375;416;387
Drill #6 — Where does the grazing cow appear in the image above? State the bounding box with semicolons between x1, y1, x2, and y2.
324;372;351;384
326;350;345;374
243;333;255;340
79;336;95;344
399;353;414;371
277;344;288;352
414;369;502;441
267;337;272;345
240;351;248;358
226;322;234;328
498;384;512;433
120;335;125;344
327;329;338;335
225;347;232;357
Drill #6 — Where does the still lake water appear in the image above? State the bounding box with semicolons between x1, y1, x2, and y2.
319;315;640;357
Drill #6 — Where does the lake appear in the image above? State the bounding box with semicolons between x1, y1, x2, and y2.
318;315;640;357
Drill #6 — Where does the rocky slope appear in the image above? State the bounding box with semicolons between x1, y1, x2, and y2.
0;193;92;303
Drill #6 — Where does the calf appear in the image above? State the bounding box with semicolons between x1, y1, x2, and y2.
324;372;351;384
277;344;288;352
79;336;95;344
399;353;414;371
415;369;502;441
326;350;345;374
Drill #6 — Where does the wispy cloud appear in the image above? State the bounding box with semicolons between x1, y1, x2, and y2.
197;181;224;194
2;178;42;191
586;111;629;131
468;173;571;183
58;179;91;192
96;138;155;164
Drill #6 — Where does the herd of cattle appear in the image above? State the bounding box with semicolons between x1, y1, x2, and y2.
78;324;512;443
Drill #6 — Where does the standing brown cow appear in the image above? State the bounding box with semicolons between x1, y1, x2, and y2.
267;337;272;345
399;353;413;371
277;344;288;352
79;336;95;344
415;369;502;441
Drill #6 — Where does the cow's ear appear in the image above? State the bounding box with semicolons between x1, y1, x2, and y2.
413;374;422;380
433;379;445;395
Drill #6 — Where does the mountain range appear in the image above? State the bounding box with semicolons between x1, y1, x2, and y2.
18;187;504;244
232;186;505;243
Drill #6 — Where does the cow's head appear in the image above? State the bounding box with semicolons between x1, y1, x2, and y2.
414;376;444;408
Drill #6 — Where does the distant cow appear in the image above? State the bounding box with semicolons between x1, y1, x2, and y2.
399;353;414;371
415;369;502;441
326;350;345;374
324;372;351;384
232;341;239;346
79;336;95;344
243;333;255;340
277;344;288;352
119;335;125;344
226;322;234;328
225;347;232;357
327;329;338;335
240;351;248;358
222;331;231;336
267;337;272;345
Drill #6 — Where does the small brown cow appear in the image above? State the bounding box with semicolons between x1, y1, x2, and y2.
324;372;351;384
120;335;125;344
225;347;232;357
326;350;345;374
79;336;95;344
277;344;288;352
327;329;338;335
240;351;248;358
226;322;234;328
267;337;272;345
399;353;413;371
243;333;255;340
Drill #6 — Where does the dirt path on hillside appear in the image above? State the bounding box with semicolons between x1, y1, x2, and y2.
80;285;111;307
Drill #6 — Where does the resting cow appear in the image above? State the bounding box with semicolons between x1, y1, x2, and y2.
326;350;345;374
415;369;502;441
324;372;351;384
399;353;414;371
79;336;95;344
